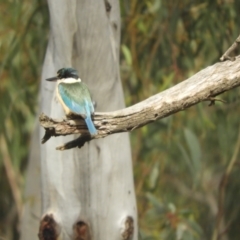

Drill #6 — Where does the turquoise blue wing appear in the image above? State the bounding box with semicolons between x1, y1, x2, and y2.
58;82;94;117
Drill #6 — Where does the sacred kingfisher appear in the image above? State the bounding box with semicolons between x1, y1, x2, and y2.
46;68;97;136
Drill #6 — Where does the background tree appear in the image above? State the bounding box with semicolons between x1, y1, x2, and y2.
22;0;137;240
0;0;240;240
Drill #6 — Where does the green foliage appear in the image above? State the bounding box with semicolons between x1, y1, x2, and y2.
120;0;240;239
0;0;48;239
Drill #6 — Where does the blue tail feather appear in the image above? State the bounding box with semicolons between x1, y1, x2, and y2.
85;116;97;135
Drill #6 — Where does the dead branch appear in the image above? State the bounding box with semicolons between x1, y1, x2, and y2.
220;35;240;61
39;56;240;150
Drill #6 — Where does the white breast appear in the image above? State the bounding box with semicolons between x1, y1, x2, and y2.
55;77;81;116
55;88;70;115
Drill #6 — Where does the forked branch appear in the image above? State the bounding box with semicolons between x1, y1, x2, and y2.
40;56;240;150
220;35;240;61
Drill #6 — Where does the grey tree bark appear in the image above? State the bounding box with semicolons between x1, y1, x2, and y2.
20;120;41;239
21;0;137;239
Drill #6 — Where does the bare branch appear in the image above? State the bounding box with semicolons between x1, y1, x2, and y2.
39;56;240;150
220;34;240;61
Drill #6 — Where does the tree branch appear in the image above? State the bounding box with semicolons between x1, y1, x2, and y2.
220;34;240;61
39;56;240;150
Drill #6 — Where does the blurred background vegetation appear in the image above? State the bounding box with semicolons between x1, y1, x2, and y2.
0;0;240;239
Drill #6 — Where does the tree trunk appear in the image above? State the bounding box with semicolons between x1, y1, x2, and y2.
20;120;41;239
21;0;137;239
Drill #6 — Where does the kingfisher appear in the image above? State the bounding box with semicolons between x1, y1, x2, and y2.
46;67;97;136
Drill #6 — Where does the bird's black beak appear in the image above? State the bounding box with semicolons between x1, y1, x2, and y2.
46;76;59;82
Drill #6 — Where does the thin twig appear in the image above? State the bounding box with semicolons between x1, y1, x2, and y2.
212;125;240;240
205;97;227;106
0;135;22;219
